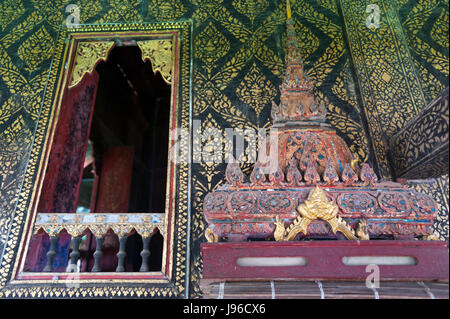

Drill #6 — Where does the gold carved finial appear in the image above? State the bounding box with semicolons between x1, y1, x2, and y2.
425;232;439;241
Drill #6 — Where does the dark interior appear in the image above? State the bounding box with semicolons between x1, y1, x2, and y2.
88;45;170;214
84;45;169;271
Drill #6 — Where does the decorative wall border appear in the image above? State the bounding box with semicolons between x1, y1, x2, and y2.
0;22;192;298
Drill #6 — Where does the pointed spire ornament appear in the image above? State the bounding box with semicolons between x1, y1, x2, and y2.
322;158;339;185
225;156;245;187
271;0;326;123
304;159;320;185
341;162;358;186
286;157;303;186
250;161;267;186
360;163;378;187
269;164;285;185
286;0;292;19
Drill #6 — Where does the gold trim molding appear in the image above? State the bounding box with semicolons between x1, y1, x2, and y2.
33;213;165;238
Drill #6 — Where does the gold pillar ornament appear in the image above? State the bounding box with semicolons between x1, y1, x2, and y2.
68;41;115;88
137;38;173;85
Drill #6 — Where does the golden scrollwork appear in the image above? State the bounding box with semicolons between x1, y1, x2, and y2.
274;187;359;241
137;39;173;85
68;40;115;88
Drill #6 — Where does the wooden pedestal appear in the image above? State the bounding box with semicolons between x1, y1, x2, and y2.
200;240;449;296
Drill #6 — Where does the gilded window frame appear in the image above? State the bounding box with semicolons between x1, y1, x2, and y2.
0;22;193;298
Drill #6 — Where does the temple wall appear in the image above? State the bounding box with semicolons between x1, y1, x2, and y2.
0;0;448;298
396;0;448;246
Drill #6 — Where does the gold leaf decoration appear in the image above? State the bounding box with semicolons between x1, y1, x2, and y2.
317;0;338;14
148;0;186;21
0;0;25;32
69;41;115;88
96;0;142;24
236;63;277;117
431;9;449;49
17;25;54;72
0;115;32;155
191;0;223;27
195;22;230;70
77;0;102;23
31;0;65;30
232;0;269;23
137;39;173;85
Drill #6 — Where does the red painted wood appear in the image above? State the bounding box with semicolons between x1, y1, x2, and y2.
23;233;46;272
201;241;449;282
37;71;99;213
25;72;99;272
95;146;134;213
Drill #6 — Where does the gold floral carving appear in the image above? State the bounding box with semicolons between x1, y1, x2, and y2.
137;39;173;85
89;224;108;238
111;224;134;237
275;187;358;241
68;41;115;88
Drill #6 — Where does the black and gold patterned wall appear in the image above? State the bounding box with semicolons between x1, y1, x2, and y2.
0;0;448;298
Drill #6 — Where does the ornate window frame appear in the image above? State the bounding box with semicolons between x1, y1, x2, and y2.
0;22;192;298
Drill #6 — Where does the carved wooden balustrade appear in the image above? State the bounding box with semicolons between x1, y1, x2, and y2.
32;213;164;273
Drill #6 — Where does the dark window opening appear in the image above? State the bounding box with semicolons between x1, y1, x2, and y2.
89;45;170;215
